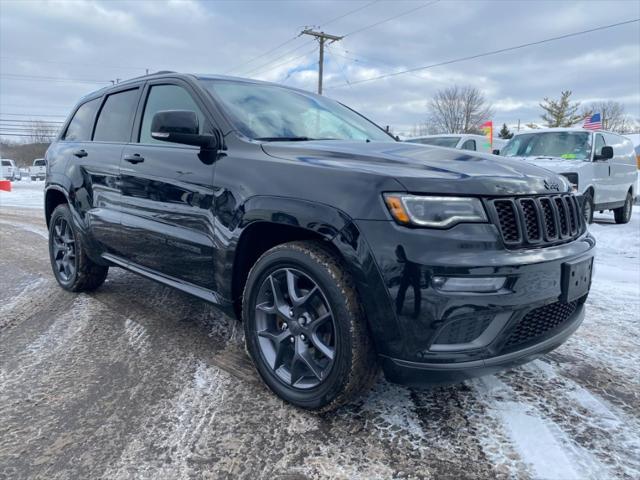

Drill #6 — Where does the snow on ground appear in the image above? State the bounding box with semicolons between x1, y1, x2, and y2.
0;179;45;209
1;180;639;479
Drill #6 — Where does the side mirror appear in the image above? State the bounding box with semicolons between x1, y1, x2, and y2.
596;146;614;160
492;149;500;155
151;110;217;149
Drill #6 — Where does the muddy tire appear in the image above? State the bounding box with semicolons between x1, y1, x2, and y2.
49;204;109;292
243;240;377;412
613;191;633;224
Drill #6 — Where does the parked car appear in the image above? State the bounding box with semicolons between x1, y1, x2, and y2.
45;73;595;411
30;158;47;181
495;128;637;223
405;134;506;154
1;159;19;180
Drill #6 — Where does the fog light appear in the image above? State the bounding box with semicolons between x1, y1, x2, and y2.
432;276;506;293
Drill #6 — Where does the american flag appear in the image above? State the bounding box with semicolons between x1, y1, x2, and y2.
583;112;602;130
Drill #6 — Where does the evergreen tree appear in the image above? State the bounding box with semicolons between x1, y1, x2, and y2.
498;123;513;139
540;91;582;127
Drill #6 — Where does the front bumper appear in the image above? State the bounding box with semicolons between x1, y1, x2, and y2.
354;219;596;385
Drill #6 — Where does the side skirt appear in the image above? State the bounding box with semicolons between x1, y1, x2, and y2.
594;200;625;211
102;253;235;316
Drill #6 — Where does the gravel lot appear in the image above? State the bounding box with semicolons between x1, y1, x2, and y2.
1;182;639;479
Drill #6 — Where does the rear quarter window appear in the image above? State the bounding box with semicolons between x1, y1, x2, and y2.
93;89;139;143
64;98;100;141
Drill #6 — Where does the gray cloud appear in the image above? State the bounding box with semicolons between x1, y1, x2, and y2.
1;0;638;137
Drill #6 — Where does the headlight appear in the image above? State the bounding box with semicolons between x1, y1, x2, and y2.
560;173;578;193
384;194;488;228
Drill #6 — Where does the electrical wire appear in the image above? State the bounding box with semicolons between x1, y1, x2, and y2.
325;18;640;89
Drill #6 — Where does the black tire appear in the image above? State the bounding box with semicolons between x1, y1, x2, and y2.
49;204;109;292
582;191;594;224
30;177;36;181
613;191;633;224
243;240;377;412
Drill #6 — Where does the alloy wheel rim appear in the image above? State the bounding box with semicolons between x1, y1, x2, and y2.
52;217;76;282
254;267;336;390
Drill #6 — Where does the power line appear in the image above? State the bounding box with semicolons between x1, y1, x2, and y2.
0;113;67;117
246;0;439;79
342;0;439;38
326;18;640;89
320;0;381;27
0;74;110;84
0;55;149;72
247;47;319;78
226;0;380;75
238;40;316;77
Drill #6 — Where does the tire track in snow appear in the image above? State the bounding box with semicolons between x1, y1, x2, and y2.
504;360;640;478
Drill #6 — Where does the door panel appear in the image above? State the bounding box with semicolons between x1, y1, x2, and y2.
604;133;633;203
118;144;216;289
117;81;217;290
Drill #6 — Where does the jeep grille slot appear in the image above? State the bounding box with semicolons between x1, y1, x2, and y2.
490;194;583;249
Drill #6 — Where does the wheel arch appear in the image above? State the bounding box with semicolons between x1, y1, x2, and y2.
228;196;399;358
44;186;70;228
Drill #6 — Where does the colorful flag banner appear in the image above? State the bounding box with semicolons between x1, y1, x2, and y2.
481;121;493;150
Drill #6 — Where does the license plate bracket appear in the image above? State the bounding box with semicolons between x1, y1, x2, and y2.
561;258;593;303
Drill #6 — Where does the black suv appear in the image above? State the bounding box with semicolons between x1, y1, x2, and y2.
45;72;595;411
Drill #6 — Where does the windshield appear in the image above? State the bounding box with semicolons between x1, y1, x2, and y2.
34;160;45;166
409;137;460;148
502;132;591;160
199;79;393;142
1;160;11;167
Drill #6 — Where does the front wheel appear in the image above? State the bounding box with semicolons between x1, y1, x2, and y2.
581;191;594;224
614;192;633;224
243;241;377;412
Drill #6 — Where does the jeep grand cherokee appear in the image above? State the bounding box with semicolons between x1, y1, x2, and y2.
44;72;595;411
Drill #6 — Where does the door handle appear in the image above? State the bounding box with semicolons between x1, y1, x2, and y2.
124;154;144;164
73;149;88;158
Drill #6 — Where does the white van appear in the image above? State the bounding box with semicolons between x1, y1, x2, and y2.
405;134;507;154
497;128;637;224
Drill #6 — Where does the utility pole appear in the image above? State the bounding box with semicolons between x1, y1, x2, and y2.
301;29;343;95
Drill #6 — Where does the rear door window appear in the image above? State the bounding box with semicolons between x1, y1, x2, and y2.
93;89;140;142
139;84;205;145
63;98;100;141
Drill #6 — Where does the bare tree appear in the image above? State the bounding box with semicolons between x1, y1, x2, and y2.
580;100;629;132
426;85;493;134
27;120;59;143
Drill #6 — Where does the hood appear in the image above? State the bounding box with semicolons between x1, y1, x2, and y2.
262;141;569;196
509;156;588;174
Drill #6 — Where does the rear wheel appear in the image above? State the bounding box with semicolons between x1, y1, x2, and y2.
243;240;377;412
581;191;594;224
614;192;633;224
49;204;109;292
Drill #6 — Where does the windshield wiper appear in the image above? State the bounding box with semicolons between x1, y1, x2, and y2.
256;136;315;142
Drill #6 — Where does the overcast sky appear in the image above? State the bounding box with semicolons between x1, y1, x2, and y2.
1;0;639;138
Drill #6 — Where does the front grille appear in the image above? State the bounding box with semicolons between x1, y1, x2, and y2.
503;301;578;350
433;315;493;345
489;194;583;248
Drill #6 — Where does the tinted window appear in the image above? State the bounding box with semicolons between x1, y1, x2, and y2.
34;159;46;166
93;89;139;142
1;160;11;166
139;85;205;145
461;139;476;151
64;98;100;141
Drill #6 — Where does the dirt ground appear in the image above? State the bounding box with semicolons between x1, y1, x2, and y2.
1;203;639;480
